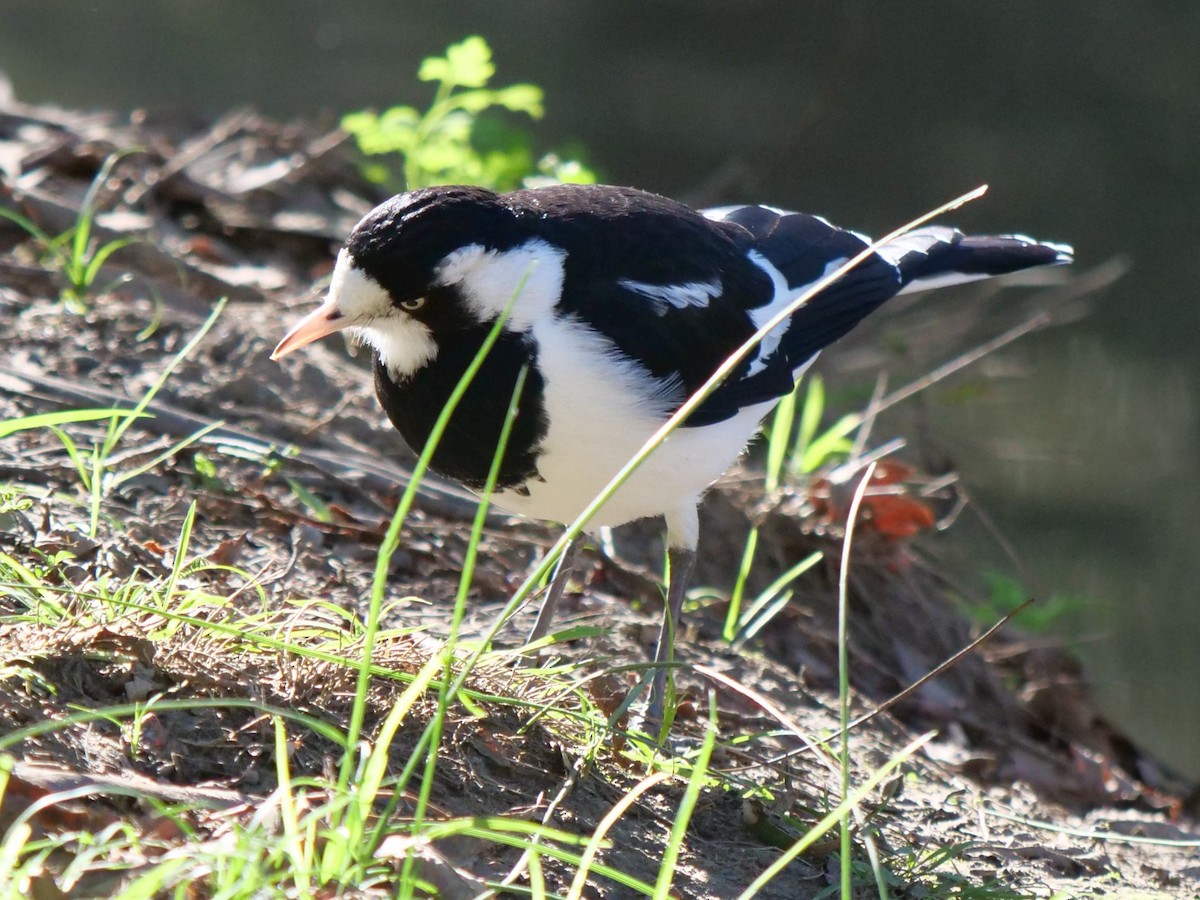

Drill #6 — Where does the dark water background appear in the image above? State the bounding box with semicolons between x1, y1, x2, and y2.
3;2;1199;776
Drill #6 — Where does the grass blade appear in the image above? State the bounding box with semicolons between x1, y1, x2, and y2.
653;694;718;900
399;364;530;897
0;408;135;440
339;270;528;796
82;236;141;287
158;500;197;612
734;731;935;900
0;697;348;754
764;382;798;493
107;297;227;450
70;152;128;283
0;207;54;245
568;771;672;899
724;527;759;642
46;424;92;490
735;551;822;644
111;420;225;486
272;716;313;893
837;461;877;896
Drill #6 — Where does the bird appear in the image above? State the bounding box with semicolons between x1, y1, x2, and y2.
271;183;1071;722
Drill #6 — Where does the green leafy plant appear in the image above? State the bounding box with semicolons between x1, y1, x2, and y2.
342;35;595;191
0;153;143;313
966;571;1086;634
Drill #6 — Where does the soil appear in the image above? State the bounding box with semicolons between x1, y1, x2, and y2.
1;93;1198;898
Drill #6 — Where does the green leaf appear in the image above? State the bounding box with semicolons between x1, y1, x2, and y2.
285;477;333;523
346;36;594;192
379;105;420;132
797;374;826;457
193;451;217;480
800;413;859;472
765;382;799;492
0;207;53;246
479;148;536;192
419;35;495;88
417;57;450;84
343;107;422;155
450;88;504;115
361;161;393;184
82;237;140;289
447;35;496;88
493;84;544;118
471;115;537;191
412;140;473;177
340;110;378;134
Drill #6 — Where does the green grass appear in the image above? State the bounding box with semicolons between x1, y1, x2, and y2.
32;298;227;539
726;374;843;645
965;571;1088;635
0;152;144;314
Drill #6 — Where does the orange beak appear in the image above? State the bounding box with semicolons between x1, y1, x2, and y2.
271;294;349;360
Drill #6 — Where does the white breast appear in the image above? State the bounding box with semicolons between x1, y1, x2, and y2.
492;313;774;533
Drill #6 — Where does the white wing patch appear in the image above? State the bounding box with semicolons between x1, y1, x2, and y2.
618;277;722;313
701;204;794;221
434;239;566;331
896;270;991;296
700;206;741;222
743;251;848;377
876;227;980;296
875;227;958;268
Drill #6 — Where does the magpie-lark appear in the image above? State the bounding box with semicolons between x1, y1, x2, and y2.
272;183;1071;720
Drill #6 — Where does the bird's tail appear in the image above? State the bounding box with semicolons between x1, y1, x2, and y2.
878;227;1073;296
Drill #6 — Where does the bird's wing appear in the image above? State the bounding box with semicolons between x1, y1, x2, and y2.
692;207;1070;421
547;198;907;427
533;194;768;424
697;206;905;422
546;194;1068;429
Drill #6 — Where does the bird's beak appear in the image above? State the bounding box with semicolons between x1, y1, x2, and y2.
271;294;349;360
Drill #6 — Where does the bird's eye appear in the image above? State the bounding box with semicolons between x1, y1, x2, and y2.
400;297;426;312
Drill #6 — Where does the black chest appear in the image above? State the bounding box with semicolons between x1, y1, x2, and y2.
372;328;548;491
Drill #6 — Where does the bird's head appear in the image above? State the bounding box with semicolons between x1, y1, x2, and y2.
271;185;553;377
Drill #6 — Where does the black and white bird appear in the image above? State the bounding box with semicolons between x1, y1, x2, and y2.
272;183;1071;719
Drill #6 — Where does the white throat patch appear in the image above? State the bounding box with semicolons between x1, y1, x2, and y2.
329;249;438;379
433;239;566;331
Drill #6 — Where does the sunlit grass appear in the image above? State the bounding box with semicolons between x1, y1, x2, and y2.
29;298;227;538
0;379;1082;899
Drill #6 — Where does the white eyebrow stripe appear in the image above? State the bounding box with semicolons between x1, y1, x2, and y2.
618;277;722;310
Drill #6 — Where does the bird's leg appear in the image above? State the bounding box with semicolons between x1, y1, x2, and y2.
526;534;582;646
647;543;697;724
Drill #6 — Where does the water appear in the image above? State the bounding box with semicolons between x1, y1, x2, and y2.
3;0;1198;776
